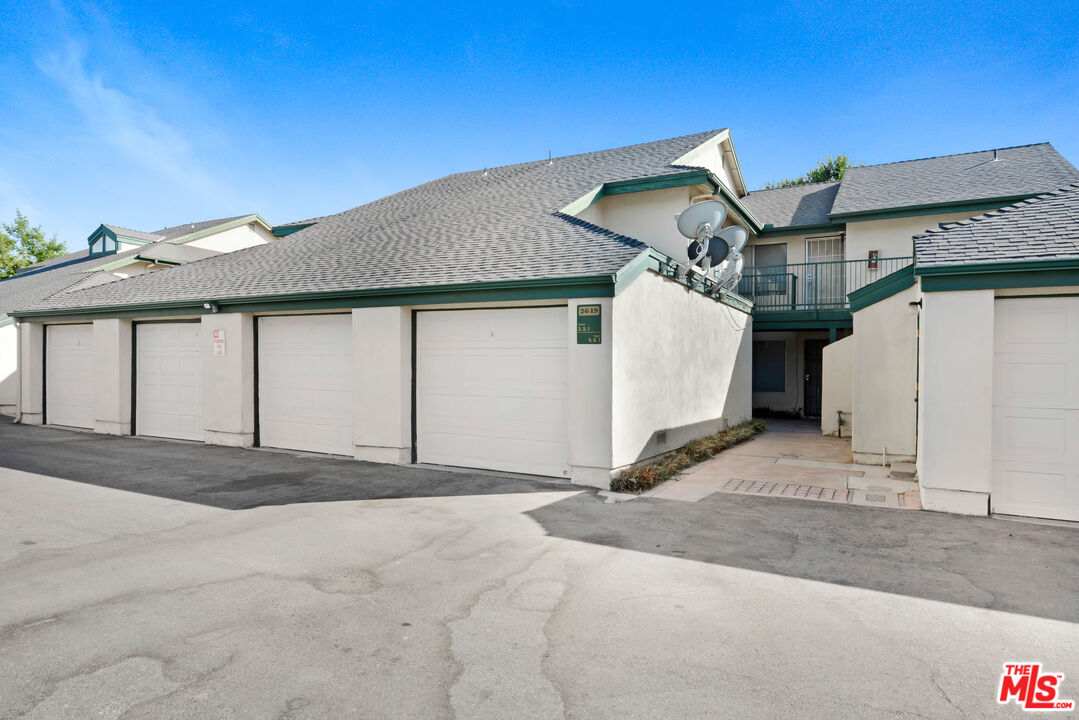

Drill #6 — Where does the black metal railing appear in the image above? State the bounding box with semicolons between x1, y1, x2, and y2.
738;257;913;311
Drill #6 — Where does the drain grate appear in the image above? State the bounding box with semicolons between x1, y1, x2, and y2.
866;493;888;503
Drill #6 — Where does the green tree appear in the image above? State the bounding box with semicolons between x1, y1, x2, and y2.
0;210;67;278
764;154;858;189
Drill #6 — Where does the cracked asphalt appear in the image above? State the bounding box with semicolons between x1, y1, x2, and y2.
1;421;1078;719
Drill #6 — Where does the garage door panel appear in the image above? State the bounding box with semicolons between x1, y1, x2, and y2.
992;464;1079;521
136;323;203;441
417;308;569;478
45;324;95;429
992;297;1079;520
258;314;353;456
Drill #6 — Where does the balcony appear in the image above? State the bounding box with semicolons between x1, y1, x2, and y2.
737;256;914;312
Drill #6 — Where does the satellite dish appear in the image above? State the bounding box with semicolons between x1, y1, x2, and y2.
714;225;748;254
676;200;728;240
704;236;730;267
677;200;729;269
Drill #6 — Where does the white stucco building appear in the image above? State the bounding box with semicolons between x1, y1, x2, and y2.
7;130;1079;523
6;131;755;487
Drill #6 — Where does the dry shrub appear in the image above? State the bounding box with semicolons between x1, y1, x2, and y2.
609;419;766;494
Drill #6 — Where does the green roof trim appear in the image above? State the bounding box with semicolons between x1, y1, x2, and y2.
848;265;916;312
0;314;13;328
751;309;853;330
165;214;271;244
10;246;753;322
757;221;846;238
916;258;1079;292
560;169;764;233
829;194;1039;223
272;222;316;237
613;248;754;313
9;275;619;322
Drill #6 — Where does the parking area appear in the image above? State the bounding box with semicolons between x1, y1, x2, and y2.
1;420;1078;718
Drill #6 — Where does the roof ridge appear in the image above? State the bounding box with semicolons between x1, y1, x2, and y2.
747;180;841;194
151;214;252;235
914;182;1079;238
443;129;725;179
104;223;159;236
853;142;1054;171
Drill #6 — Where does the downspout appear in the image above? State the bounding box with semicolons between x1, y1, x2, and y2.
910;298;923;457
13;320;21;423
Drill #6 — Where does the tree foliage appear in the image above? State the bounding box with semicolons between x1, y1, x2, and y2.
764;154;858;189
0;210;67;278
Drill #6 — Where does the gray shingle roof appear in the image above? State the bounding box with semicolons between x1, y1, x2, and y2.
914;184;1079;267
740;182;840;228
102;225;165;243
135;242;221;265
14;249;91;275
1;226;232;315
152;215;252;241
0;251;128;318
16;131;725;313
832;143;1079;217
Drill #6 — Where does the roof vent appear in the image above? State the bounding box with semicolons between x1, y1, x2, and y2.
992;149;999;161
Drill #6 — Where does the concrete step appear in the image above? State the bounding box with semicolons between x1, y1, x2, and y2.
847;474;919;494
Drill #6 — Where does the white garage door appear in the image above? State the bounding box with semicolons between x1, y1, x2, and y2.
136;322;203;441
992;297;1079;521
258;314;353;456
45;324;94;429
416;307;569;477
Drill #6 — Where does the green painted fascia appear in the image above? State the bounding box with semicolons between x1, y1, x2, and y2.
916;258;1079;292
272;223;316;237
602;170;712;196
0;314;12;328
9;275;619;322
165;214;270;245
612;249;657;294
757;221;846;238
751;309;852;331
847;265;916;312
613;248;754;313
829;194;1037;223
558;170;763;233
559;185;606;216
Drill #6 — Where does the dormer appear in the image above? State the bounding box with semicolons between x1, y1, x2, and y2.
87;225;163;257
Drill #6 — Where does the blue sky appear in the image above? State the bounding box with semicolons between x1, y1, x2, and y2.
1;0;1076;250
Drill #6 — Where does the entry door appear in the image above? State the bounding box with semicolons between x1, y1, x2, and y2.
258;314;353;456
803;339;826;418
806;236;845;307
136;322;203;441
45;324;94;429
416;307;569;477
992;297;1079;521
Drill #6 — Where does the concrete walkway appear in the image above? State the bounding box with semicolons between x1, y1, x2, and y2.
646;419;922;509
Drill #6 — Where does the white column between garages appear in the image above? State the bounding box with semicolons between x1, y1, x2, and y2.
93;318;132;435
17;322;44;424
201;312;255;447
352;306;412;464
567;298;613;488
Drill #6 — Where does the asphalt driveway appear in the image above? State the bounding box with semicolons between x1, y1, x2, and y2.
1;420;1077;719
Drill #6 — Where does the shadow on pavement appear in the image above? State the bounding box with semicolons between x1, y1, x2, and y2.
0;421;569;510
527;490;1079;625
